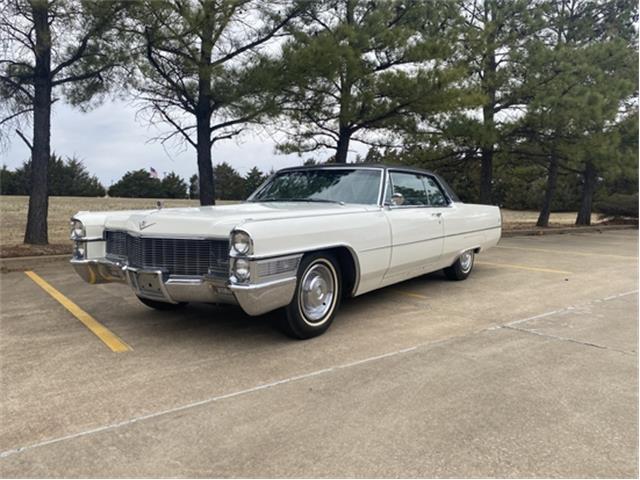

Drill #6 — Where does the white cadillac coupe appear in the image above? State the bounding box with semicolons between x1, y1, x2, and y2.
70;164;501;338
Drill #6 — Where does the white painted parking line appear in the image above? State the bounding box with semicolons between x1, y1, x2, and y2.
496;245;638;259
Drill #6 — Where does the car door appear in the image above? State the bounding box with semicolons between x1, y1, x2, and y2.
382;171;445;282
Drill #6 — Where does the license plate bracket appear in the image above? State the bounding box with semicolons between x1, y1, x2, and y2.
131;271;167;300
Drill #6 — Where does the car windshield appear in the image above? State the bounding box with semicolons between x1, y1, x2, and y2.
249;169;382;205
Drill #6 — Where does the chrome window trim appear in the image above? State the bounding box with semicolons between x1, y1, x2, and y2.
383;169;454;209
247;167;385;207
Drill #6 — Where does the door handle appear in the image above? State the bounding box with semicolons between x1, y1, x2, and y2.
431;212;442;217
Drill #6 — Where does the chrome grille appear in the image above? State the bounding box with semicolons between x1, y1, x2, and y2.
105;231;228;276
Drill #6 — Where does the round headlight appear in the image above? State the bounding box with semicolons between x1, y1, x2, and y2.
70;219;85;239
231;231;251;255
233;258;250;281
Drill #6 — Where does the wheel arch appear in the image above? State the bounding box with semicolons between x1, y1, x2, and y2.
301;245;360;298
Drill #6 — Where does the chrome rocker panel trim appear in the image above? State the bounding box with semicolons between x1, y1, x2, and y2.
70;258;297;316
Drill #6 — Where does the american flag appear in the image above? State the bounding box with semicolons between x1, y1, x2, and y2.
150;167;158;179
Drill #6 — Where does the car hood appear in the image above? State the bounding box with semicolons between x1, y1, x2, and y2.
102;202;376;238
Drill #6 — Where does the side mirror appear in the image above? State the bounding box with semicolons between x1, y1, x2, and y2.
391;193;404;206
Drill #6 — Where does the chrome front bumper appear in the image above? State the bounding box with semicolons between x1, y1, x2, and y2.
70;258;297;316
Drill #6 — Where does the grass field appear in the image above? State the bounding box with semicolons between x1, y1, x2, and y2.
0;195;598;257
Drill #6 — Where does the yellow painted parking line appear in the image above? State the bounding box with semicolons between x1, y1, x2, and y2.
477;261;572;275
496;245;637;259
395;290;430;300
25;271;131;353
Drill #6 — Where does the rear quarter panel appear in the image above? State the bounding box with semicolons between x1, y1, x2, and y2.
442;203;501;265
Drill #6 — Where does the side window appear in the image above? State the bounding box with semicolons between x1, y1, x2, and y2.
423;176;448;206
389;172;428;206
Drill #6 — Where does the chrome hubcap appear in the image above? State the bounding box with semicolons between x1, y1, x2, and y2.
300;263;335;323
459;251;473;273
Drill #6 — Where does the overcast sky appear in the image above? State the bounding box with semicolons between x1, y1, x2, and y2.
1;100;368;186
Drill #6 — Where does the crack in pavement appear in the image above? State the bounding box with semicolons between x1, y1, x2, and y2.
501;325;635;356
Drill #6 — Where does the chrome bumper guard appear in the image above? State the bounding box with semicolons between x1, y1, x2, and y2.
70;257;297;316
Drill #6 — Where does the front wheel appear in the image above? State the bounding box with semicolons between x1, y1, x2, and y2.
137;296;187;310
444;250;475;281
281;252;342;339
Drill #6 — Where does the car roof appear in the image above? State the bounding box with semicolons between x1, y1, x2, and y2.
275;163;461;203
278;163;438;177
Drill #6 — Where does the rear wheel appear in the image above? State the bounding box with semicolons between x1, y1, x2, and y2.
444;250;475;281
137;296;187;310
280;252;342;339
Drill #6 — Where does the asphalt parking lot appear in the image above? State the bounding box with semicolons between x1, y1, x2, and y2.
1;230;638;477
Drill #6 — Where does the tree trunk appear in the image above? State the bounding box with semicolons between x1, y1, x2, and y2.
536;155;559;227
334;2;354;165
575;161;597;226
196;6;215;206
479;147;493;204
479;0;497;205
24;1;51;245
334;128;351;164
196;116;214;205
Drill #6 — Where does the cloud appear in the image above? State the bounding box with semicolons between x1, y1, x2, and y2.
1;101;368;185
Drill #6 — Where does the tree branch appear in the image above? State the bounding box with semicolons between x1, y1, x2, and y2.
153;105;197;148
210;7;299;69
15;128;32;151
51;65;111;86
0;106;33;126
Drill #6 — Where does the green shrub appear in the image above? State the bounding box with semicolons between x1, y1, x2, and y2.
1;156;105;196
108;169;164;198
161;172;188;198
595;193;639;218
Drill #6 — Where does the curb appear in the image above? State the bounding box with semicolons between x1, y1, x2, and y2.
501;224;637;237
1;224;636;272
1;254;70;273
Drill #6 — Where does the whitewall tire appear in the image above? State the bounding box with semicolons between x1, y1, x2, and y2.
281;252;342;339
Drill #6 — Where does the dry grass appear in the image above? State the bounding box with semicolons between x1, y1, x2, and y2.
0;196;201;257
501;209;596;230
0;195;598;257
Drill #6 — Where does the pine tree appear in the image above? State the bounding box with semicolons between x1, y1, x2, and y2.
213;162;246;200
128;0;297;206
515;0;638;226
278;0;466;164
444;0;545;204
244;167;266;198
